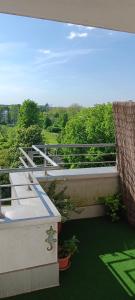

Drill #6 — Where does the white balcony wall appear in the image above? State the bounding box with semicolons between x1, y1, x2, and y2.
40;167;119;219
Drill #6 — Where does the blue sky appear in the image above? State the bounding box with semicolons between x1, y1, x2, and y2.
0;13;134;106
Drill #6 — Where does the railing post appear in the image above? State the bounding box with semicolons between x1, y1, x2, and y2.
28;149;33;167
0;186;2;217
44;145;47;175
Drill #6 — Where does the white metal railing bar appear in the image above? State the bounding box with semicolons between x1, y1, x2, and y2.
35;143;116;149
19;148;37;167
0;165;59;175
0;195;40;203
19;157;29;168
32;145;58;167
0;183;39;188
49;153;116;157
57;161;116;165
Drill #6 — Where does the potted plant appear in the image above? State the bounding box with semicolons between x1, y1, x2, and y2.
47;181;76;233
58;235;79;270
99;193;125;222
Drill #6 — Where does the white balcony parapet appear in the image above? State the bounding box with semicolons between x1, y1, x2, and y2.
0;169;61;298
1;171;61;224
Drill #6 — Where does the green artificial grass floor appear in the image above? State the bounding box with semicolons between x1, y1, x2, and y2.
7;218;135;300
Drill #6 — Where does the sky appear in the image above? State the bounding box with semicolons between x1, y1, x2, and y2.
0;13;134;106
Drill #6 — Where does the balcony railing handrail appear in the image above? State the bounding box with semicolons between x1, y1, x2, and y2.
49;152;116;157
36;143;115;149
0;165;60;175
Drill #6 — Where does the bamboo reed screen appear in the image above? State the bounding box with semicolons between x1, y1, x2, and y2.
113;101;135;225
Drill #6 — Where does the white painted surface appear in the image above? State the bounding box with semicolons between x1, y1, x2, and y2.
36;166;118;181
0;222;57;274
70;204;105;220
0;171;60;288
47;166;118;178
0;263;59;298
41;166;119;208
0;1;135;33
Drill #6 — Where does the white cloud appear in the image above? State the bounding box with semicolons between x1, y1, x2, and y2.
67;23;95;31
67;31;77;39
67;31;88;40
38;49;51;54
78;32;88;38
75;25;95;31
67;23;74;27
86;26;95;31
35;48;96;69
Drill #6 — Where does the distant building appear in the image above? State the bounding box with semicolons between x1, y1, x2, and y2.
0;109;8;123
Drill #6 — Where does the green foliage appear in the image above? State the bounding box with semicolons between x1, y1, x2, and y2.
59;235;79;258
99;193;124;222
0;101;115;169
0;174;10;200
0;149;10;167
47;181;76;222
0;125;42;168
15;125;42;146
86;103;115;143
60;103;114;145
18;99;40;128
43;114;52;129
8;125;42;167
59;103;115;167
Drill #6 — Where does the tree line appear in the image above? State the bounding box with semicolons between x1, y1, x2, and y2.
0;99;115;169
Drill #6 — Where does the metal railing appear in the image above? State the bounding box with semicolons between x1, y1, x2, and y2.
0;143;116;216
18;143;117;169
0;164;56;212
39;143;116;168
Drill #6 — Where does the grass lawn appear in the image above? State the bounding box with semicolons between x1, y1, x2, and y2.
42;130;58;144
7;218;135;300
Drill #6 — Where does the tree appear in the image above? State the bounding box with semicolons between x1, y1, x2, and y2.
85;103;115;143
59;103;115;167
18;99;40;128
8;125;43;167
15;125;42;146
40;112;52;129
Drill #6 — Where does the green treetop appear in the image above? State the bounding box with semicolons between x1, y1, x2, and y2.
18;99;40;128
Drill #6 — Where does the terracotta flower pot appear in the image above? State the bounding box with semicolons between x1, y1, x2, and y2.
58;255;71;270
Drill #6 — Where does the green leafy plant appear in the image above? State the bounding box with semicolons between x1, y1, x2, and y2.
59;235;79;258
47;181;76;222
99;193;125;222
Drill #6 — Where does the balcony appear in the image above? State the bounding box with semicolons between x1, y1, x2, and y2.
0;143;133;299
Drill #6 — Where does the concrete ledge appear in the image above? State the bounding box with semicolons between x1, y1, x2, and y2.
0;263;59;298
37;166;118;182
42;167;119;208
70;204;105;220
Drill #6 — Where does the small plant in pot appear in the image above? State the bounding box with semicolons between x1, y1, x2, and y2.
58;235;79;270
